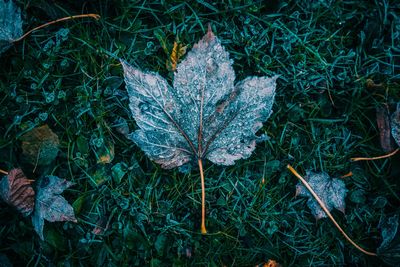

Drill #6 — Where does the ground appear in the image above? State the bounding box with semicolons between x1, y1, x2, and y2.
0;0;400;266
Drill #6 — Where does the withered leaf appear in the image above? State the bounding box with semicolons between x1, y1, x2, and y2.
0;0;23;54
167;41;187;72
391;103;400;147
296;170;347;220
121;26;277;168
377;214;400;266
377;105;395;152
20;125;60;166
0;168;35;216
32;175;77;240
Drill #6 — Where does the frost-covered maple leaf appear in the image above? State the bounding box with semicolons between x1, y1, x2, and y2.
121;26;277;233
32;175;77;240
296;170;347;220
0;0;23;54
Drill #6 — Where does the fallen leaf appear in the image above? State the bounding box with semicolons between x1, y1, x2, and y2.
296;170;347;220
0;0;23;54
377;214;400;266
0;168;35;216
121;26;277;168
391;103;400;147
166;41;187;71
32;175;77;240
20;125;60;167
122;25;277;232
377;105;395;152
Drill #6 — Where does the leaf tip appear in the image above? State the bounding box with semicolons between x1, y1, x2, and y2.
207;23;213;35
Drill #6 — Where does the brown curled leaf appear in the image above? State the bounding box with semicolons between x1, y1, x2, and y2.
0;168;35;216
377;105;395;152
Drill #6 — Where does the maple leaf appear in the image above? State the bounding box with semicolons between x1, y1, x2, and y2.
121;25;277;233
0;168;35;216
295;170;347;220
0;0;23;54
32;175;77;240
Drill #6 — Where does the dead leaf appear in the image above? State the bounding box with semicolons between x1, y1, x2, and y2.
0;0;23;54
296;170;347;220
122;25;277;232
377;105;395;152
20;125;60;167
32;175;77;240
391;103;400;147
166;41;187;71
0;168;35;216
121;26;277;168
377;214;400;265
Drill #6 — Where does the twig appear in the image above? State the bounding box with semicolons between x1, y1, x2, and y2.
287;164;377;256
351;148;399;162
0;168;8;175
198;158;207;234
13;14;100;42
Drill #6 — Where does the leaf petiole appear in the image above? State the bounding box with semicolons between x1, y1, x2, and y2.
198;158;207;234
13;14;100;43
350;148;399;162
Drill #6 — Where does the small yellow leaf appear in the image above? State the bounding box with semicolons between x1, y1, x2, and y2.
166;41;187;71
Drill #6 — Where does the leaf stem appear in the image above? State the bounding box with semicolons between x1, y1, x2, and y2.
287;164;377;256
350;148;399;162
198;158;207;234
0;168;8;175
13;14;101;42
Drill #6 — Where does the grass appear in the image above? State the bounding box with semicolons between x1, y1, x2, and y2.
1;0;400;266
